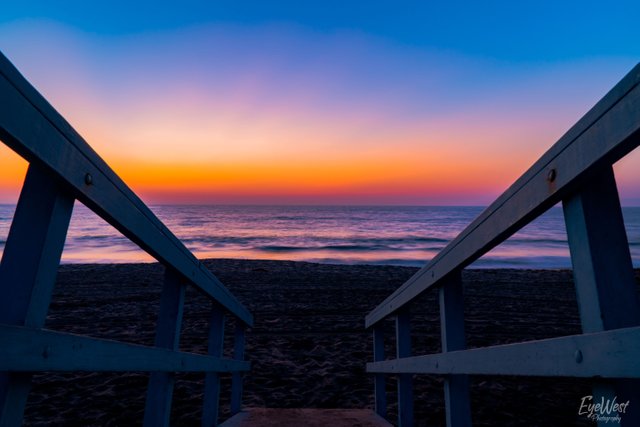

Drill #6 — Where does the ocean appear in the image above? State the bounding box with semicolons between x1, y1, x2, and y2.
1;204;639;268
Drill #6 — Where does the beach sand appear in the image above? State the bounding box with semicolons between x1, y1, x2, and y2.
22;259;635;426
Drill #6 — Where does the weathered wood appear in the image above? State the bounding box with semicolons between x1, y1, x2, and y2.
0;164;74;427
372;326;387;419
0;52;252;327
366;62;640;328
396;311;413;427
0;51;254;426
367;326;640;377
0;324;249;373
230;323;246;415
439;272;471;427
0;165;74;327
203;308;226;427
143;268;186;427
563;166;640;332
563;166;640;426
0;379;29;427
439;272;466;353
218;408;394;427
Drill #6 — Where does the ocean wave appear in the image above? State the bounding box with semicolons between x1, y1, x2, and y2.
258;245;312;252
258;244;395;253
507;238;568;245
72;234;125;241
180;235;450;249
470;255;572;269
303;257;428;267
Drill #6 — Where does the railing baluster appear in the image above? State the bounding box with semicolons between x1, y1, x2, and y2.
0;53;253;426
439;270;471;427
364;64;640;426
396;310;413;427
143;267;186;427
202;307;225;427
563;165;640;426
0;164;74;427
230;323;245;415
373;326;387;418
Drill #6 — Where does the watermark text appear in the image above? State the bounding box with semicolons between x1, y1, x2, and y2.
578;395;630;424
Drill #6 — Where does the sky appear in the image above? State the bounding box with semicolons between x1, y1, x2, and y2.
1;2;639;205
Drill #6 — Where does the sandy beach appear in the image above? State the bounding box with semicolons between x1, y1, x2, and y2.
22;259;633;426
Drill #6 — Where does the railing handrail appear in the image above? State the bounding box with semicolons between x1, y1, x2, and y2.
366;62;640;328
0;51;252;327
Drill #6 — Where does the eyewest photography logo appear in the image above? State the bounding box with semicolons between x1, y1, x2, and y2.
578;395;630;424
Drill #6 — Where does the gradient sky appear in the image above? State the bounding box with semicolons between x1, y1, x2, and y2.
1;2;639;205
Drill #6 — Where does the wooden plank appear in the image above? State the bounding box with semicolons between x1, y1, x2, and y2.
143;268;186;427
203;308;225;427
396;311;413;427
0;53;252;327
563;166;640;426
366;63;640;328
439;272;465;353
0;379;29;427
0;164;74;427
439;272;471;427
372;326;387;419
230;323;246;415
367;326;640;378
0;324;249;373
563;166;640;332
218;409;395;427
152;269;187;349
0;164;74;327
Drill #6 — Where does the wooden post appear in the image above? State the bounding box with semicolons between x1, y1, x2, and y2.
230;323;245;415
396;310;413;427
202;307;225;426
0;164;74;427
143;268;186;427
563;165;640;427
439;271;472;427
373;326;387;418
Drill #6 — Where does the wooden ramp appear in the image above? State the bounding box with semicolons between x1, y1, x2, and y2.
220;408;393;427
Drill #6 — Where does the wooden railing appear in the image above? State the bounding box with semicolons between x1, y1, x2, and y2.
366;63;640;426
0;51;253;426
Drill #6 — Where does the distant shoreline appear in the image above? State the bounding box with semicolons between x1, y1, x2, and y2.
2;204;639;269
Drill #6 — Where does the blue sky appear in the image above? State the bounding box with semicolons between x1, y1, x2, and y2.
1;2;639;204
4;1;639;60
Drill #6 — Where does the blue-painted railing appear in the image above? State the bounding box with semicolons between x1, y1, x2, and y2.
367;64;640;426
0;51;253;426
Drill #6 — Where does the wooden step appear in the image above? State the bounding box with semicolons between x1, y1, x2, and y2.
220;408;393;427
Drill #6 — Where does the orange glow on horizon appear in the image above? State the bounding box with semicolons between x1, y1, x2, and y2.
0;145;28;201
109;151;514;205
